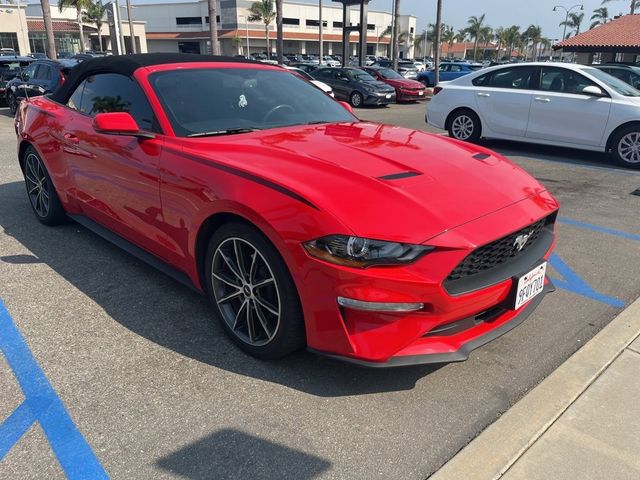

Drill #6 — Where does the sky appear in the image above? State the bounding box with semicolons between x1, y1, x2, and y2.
303;0;636;40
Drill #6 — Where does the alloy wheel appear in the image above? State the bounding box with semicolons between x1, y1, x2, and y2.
351;92;362;107
451;115;474;140
618;132;640;164
24;153;50;218
211;237;281;346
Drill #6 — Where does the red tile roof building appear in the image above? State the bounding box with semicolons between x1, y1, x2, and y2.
554;14;640;52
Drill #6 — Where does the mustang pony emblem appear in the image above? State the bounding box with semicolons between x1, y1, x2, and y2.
514;232;533;251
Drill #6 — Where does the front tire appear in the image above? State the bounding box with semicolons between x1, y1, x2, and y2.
610;125;640;169
350;91;364;108
7;91;18;114
204;222;306;359
447;109;482;142
22;146;67;226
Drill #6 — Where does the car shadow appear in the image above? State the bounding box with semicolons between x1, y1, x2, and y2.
0;181;440;397
155;428;332;479
478;138;638;173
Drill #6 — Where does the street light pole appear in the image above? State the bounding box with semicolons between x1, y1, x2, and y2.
553;4;583;61
125;0;136;53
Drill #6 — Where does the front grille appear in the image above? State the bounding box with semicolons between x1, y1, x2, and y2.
444;214;555;295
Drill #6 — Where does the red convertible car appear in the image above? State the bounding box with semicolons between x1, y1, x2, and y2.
15;54;559;367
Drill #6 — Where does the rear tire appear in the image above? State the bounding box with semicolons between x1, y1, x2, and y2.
22;146;67;226
610;125;640;169
7;91;18;114
447;109;482;142
204;222;306;359
350;91;364;108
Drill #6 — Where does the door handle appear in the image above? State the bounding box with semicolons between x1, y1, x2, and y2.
534;97;551;103
63;133;79;144
477;92;490;97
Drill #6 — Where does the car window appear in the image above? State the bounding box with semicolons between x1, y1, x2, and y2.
76;73;157;131
315;68;334;79
34;65;51;81
540;67;598;95
346;69;376;82
584;67;640;96
450;65;463;72
378;68;403;80
607;69;631;84
150;68;355;137
481;66;538;89
631;72;640;89
20;63;37;81
439;64;449;72
66;80;85;111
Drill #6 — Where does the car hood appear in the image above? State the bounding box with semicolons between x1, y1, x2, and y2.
183;122;552;244
359;80;395;91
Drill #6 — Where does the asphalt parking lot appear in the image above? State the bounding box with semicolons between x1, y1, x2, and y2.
1;102;639;480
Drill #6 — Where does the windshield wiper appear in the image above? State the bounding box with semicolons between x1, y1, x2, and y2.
187;127;261;138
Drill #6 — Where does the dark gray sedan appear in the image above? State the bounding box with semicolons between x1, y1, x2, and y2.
311;67;396;107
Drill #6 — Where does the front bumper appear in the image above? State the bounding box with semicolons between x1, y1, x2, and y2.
397;90;428;102
311;281;555;367
364;92;396;105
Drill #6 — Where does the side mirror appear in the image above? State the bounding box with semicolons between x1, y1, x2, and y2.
338;101;354;114
582;85;605;97
93;112;154;138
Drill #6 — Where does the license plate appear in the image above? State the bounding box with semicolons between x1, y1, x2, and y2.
418;91;424;96
512;263;546;310
386;94;391;99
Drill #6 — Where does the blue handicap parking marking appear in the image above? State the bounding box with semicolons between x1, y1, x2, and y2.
0;300;108;479
558;217;640;242
548;254;625;308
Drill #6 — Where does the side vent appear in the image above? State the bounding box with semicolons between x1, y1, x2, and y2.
378;171;422;181
472;153;490;160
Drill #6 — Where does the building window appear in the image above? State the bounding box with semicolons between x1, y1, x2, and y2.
28;32;80;55
0;32;19;51
176;17;202;25
410;27;414;34
306;19;327;27
367;24;375;30
282;17;299;25
333;21;343;28
204;16;221;24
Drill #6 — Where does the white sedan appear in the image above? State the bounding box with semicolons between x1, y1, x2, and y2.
426;62;640;168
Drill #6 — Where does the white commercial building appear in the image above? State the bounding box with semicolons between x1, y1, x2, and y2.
136;0;416;59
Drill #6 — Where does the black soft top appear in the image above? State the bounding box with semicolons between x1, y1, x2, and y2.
49;53;259;103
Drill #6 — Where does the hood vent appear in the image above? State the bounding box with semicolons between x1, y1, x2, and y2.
473;153;490;160
378;171;422;181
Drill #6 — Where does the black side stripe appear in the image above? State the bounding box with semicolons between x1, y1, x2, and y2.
178;151;320;210
378;171;422;181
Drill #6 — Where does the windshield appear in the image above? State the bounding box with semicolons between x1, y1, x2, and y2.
0;61;30;81
151;68;356;137
346;69;376;82
585;67;640;96
378;68;403;80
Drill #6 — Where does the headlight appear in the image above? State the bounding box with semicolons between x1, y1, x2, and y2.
303;235;433;268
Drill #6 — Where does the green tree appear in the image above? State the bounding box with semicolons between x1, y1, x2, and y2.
466;14;486;60
479;25;493;59
441;25;455;56
248;0;276;60
590;7;609;29
560;12;584;38
82;0;108;52
504;25;521;59
58;0;92;53
522;24;542;61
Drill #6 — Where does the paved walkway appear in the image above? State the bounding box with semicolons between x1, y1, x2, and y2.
431;297;640;480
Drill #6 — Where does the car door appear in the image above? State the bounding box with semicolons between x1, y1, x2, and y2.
61;73;168;256
473;66;537;138
333;70;353;100
526;66;612;147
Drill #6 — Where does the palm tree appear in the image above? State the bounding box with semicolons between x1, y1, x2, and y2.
58;0;92;53
208;0;220;54
393;0;401;70
41;0;57;58
248;0;276;60
494;26;505;59
560;12;584;38
590;7;609;29
276;0;283;64
601;0;639;15
442;25;455;56
479;26;493;60
504;25;521;59
522;25;542;61
466;14;486;60
82;0;108;52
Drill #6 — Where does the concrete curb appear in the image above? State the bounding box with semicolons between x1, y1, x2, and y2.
429;296;640;480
